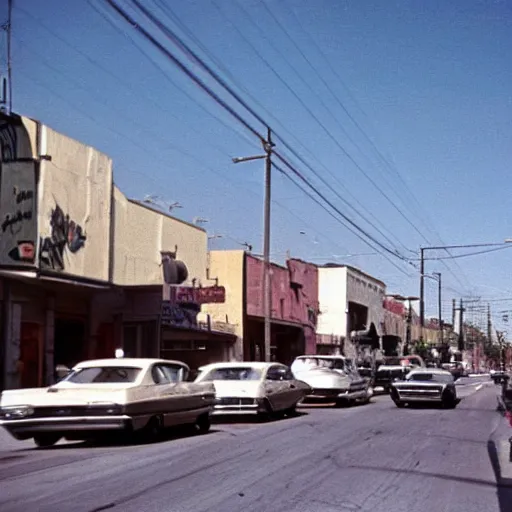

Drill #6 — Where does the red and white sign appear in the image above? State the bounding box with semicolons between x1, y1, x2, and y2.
163;285;226;304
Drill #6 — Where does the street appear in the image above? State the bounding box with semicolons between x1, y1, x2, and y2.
0;377;509;512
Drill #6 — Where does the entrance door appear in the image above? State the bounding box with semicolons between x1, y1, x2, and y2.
54;318;86;369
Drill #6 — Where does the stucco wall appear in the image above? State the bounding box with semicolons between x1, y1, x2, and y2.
317;267;348;336
201;250;245;359
37;125;113;281
246;256;318;327
112;190;207;286
346;268;386;335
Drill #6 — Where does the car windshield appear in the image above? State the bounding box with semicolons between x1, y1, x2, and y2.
407;372;453;384
294;357;346;371
200;367;262;381
63;366;141;384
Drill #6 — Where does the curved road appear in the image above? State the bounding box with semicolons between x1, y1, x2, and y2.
0;377;509;512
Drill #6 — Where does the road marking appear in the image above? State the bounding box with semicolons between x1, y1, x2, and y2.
476;384;483;391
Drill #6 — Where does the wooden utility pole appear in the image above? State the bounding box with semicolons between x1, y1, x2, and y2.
6;0;12;113
487;303;492;345
232;128;274;362
262;127;273;362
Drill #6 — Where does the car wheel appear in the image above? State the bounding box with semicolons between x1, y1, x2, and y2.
142;415;164;442
442;391;457;409
393;400;405;408
258;399;273;421
194;413;211;434
34;434;61;448
284;403;297;417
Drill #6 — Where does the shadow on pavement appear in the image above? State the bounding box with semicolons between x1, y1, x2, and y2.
28;425;222;451
487;440;512;512
212;411;307;424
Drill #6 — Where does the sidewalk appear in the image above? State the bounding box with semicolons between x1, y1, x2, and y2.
488;413;512;485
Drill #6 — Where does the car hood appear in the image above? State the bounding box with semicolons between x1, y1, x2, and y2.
292;368;354;387
210;381;263;398
0;385;130;407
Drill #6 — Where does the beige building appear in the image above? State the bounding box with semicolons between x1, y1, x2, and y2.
0;113;235;390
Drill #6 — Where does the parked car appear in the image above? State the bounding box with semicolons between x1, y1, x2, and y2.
290;355;372;407
390;368;457;409
194;362;310;418
0;358;216;447
442;362;465;381
374;355;426;393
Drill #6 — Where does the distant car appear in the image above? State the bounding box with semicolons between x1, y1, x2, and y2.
0;358;216;447
374;355;426;393
290;355;372;407
194;362;310;418
390;368;457;409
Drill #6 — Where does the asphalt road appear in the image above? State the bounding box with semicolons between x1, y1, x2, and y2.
0;376;510;512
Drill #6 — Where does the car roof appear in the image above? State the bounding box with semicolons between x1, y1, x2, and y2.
408;368;452;376
198;362;279;371
74;358;189;370
295;355;350;360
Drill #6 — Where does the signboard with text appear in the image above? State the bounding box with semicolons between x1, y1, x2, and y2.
0;160;38;267
162;284;226;304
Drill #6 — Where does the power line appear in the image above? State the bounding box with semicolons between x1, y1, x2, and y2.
104;0;417;272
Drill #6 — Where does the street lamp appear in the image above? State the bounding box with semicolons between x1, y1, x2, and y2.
232;128;274;362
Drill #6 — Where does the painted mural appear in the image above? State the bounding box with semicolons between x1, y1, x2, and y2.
39;204;87;271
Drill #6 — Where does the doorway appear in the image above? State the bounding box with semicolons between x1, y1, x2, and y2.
54;317;86;369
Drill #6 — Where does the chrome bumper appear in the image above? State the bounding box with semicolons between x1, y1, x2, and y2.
304;388;368;401
0;415;132;435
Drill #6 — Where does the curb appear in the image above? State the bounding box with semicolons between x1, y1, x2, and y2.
488;415;512;486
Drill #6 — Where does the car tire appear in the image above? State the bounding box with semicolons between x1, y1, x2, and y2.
393;400;405;408
194;413;211;434
258;399;273;421
143;415;164;442
442;391;457;409
284;404;297;417
34;434;61;448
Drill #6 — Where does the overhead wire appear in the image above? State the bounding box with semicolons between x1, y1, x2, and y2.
153;0;412;255
104;0;418;273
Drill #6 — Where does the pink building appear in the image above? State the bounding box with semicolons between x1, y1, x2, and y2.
244;255;319;364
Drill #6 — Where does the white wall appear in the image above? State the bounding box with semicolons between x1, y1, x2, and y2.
317;267;348;336
346;268;386;335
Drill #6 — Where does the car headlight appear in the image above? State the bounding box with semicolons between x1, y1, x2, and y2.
0;405;34;419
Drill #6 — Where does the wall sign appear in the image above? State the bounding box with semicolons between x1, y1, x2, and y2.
0;160;38;267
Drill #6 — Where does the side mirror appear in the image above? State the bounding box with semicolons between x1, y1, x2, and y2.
55;365;71;381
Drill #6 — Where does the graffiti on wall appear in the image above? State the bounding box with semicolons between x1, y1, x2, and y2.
39;204;87;271
0;161;38;265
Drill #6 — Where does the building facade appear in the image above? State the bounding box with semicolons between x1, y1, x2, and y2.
0;113;235;390
203;251;319;366
317;264;386;358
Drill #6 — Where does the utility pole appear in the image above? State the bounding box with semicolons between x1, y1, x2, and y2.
7;0;12;113
452;298;456;328
419;248;425;333
433;272;442;345
487;303;492;345
262;127;272;362
232;128;274;362
457;298;465;352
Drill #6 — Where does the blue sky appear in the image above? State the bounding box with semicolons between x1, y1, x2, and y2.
3;0;512;329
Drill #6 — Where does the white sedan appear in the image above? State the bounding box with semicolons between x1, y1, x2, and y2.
194;362;311;418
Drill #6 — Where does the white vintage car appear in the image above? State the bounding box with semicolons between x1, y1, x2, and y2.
390;368;458;408
291;355;372;407
195;362;311;418
0;358;215;447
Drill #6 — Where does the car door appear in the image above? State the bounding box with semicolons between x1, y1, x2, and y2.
278;366;305;407
264;365;288;411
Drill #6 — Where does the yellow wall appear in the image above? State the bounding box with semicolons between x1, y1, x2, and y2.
37;124;113;281
112;187;207;286
202;250;245;358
